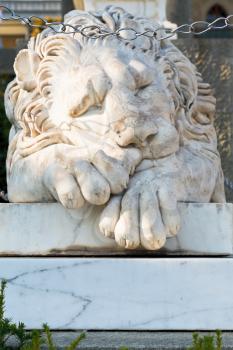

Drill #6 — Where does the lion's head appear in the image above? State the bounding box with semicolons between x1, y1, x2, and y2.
5;6;217;170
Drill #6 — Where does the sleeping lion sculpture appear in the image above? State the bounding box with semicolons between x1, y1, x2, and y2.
4;6;225;250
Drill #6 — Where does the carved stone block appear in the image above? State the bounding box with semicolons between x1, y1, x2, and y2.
0;203;231;255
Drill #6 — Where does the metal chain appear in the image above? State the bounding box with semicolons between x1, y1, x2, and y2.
1;5;233;40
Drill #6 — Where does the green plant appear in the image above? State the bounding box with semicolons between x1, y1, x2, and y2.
0;279;32;349
0;279;86;349
21;330;42;350
216;330;222;350
43;324;86;350
188;331;222;350
64;332;86;350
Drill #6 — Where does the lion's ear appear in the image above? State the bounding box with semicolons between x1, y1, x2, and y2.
159;58;178;89
14;49;41;92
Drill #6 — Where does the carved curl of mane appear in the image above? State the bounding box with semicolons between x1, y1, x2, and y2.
5;6;217;166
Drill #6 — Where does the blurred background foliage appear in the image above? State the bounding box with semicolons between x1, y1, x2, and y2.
0;75;12;193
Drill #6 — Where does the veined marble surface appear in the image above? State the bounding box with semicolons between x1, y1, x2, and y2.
0;203;232;255
2;257;233;330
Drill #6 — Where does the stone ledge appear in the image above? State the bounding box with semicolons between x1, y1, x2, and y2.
2;257;233;330
0;202;232;255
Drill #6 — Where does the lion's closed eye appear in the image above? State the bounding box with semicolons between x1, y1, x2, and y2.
69;73;109;118
69;95;91;118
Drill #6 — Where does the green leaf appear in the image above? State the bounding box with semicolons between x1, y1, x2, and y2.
43;323;56;350
202;335;214;350
216;330;222;350
65;332;86;350
0;280;7;322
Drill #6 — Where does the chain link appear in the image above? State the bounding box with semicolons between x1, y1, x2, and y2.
1;4;233;40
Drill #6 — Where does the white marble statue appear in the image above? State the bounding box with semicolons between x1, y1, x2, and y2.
4;6;225;251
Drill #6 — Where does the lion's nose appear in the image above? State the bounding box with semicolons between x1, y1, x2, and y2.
135;123;158;144
115;123;158;147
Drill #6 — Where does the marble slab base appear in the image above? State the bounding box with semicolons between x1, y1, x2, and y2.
0;203;232;255
2;257;233;330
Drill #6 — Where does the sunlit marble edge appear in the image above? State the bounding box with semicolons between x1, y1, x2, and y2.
0;202;232;255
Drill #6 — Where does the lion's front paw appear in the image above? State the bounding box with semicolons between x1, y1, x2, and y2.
42;146;142;209
43;161;111;209
99;182;181;250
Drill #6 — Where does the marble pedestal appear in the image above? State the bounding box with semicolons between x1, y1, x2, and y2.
0;203;232;255
0;203;233;330
2;257;233;330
